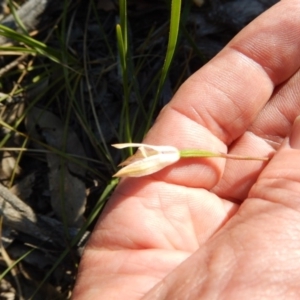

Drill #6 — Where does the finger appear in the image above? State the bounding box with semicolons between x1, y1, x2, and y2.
250;69;300;146
212;67;300;200
143;0;300;188
248;115;300;210
212;131;274;201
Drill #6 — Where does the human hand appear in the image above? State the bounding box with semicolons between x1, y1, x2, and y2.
73;1;300;299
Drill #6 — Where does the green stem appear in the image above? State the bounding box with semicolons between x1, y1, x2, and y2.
179;149;269;161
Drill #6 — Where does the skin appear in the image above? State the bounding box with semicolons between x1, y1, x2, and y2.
72;0;300;299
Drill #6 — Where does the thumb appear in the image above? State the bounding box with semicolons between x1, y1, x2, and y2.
248;115;300;210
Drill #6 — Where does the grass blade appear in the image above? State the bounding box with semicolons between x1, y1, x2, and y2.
117;0;132;152
146;0;182;131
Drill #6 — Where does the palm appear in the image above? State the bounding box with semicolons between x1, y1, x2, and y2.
77;132;269;297
73;1;300;299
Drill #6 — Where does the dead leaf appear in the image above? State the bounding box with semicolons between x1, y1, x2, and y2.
25;107;86;226
9;172;35;199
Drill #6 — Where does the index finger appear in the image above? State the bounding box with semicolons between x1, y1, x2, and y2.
144;0;300;188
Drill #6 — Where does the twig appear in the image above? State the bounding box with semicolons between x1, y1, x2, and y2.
0;183;86;249
0;53;29;77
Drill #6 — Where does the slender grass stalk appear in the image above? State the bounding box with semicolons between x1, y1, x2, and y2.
0;246;35;281
91;0;115;59
0;24;64;63
145;0;182;132
8;137;29;188
180;149;269;161
7;0;28;35
116;0;132;153
83;1;116;169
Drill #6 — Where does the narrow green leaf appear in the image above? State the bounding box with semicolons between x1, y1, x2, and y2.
7;0;28;35
116;24;126;70
146;0;182;131
117;0;132;151
119;0;128;53
0;24;71;64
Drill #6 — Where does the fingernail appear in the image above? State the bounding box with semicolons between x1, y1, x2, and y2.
289;115;300;149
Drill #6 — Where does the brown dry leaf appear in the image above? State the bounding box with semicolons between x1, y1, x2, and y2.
25;107;86;227
9;172;35;199
47;157;86;226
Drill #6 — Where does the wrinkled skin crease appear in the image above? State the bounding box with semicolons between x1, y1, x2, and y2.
73;1;300;299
